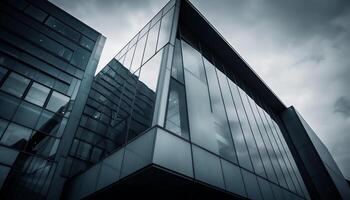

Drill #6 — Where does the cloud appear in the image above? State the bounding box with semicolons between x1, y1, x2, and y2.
334;96;350;117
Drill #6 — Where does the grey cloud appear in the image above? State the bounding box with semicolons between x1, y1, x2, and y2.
334;96;350;117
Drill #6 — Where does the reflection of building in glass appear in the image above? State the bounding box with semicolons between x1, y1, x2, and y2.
1;0;349;199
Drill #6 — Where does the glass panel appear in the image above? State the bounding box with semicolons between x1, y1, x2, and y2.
257;177;276;200
184;71;218;154
25;82;50;107
80;36;95;51
12;101;41;129
157;8;174;51
192;145;225;189
27;132;59;157
227;80;254;172
45;16;80;42
204;59;237;164
165;79;189;139
71;47;90;70
218;75;253;171
242;169;263;200
46;91;70;113
239;90;267;178
271;184;285;200
256;105;288;188
142;21;160;64
130;35;147;72
123;45;136;70
249;97;279;184
120;129;155;178
97;148;124;190
24;5;47;22
171;39;184;83
181;40;206;82
221;159;247;197
153;129;193;177
138;49;163;92
0;92;20;120
0;66;8;81
0;123;32;150
1;73;30;97
0;119;9;138
0;145;19;166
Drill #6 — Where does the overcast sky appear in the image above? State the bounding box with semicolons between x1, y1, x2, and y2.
50;0;350;180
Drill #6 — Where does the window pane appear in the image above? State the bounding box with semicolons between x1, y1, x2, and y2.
0;91;21;120
153;129;193;177
46;91;70;113
0;66;7;81
192;145;225;189
171;38;184;83
26;133;60;157
71;47;90;70
25;82;50;107
123;45;136;70
12;101;41;129
80;36;94;51
1;73;30;97
242;169;263;200
204;59;237;164
165;79;189;140
0;119;9;138
139;49;163;92
184;71;218;155
181;40;206;82
142;21;160;64
157;8;174;51
239;89;266;178
45;16;80;42
130;35;147;72
1;123;32;150
257;176;276;200
219;75;253;171
221;159;247;197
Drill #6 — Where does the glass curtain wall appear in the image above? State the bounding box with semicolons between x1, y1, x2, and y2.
63;0;176;177
162;23;309;199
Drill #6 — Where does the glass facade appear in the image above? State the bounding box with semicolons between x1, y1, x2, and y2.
0;0;104;199
62;1;176;177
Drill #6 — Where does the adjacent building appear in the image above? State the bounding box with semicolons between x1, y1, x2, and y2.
0;0;349;199
0;0;105;199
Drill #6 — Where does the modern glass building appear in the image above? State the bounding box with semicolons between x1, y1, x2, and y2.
1;0;349;199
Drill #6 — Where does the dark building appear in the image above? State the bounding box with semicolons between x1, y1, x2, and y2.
0;0;105;199
0;0;349;199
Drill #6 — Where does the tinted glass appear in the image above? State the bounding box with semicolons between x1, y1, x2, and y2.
184;71;218;155
0;92;20;120
242;169;263;200
181;40;206;82
1;73;30;97
192;145;225;189
0;123;32;150
257;176;276;200
139;49;163;92
204;59;237;163
46;91;70;113
165;79;189;139
153;129;193;177
130;35;147;72
12;101;41;129
157;8;174;51
171;39;184;83
25;82;50;107
0;119;9;138
143;21;160;63
0;66;7;81
221;159;247;197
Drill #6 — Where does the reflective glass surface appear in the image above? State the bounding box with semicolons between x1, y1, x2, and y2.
157;8;174;51
46;91;70;113
25;82;50;107
0;123;32;150
221;159;247;197
1;73;30;97
165;79;189;139
143;21;160;63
